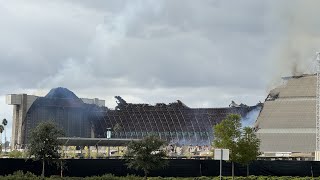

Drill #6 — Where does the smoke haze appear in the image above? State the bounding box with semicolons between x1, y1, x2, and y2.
267;0;320;88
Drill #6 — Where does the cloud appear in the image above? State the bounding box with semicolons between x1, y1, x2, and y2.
3;0;319;141
0;1;268;138
0;0;271;92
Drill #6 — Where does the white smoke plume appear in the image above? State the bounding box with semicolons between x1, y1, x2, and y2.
241;106;262;128
266;0;320;88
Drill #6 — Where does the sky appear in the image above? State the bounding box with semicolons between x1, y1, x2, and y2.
1;0;320;142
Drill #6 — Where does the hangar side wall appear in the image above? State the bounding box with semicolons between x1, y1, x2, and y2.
258;132;315;152
256;75;317;153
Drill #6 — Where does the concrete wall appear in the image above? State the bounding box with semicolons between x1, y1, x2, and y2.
7;94;38;149
81;98;105;107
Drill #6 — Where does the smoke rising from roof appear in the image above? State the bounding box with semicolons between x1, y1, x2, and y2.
242;106;261;128
267;0;320;87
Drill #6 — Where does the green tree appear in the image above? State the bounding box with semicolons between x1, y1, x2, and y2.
125;136;168;180
213;114;260;178
2;118;8;152
84;146;90;158
0;124;4;153
236;127;260;176
68;146;77;158
0;125;3;135
2;119;7;126
213;114;241;178
28;121;64;177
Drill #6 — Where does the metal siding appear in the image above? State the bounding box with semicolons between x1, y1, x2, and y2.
257;75;318;153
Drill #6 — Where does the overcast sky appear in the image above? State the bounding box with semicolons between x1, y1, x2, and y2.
1;0;319;142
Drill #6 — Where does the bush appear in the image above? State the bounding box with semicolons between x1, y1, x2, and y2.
8;150;23;158
1;171;41;180
193;177;212;180
85;174;119;180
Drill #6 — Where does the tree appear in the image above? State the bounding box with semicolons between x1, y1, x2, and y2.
125;136;168;180
0;125;3;153
236;127;260;176
28;121;64;177
213;114;241;178
2;118;7;152
84;146;90;158
213;114;260;178
2;118;7;126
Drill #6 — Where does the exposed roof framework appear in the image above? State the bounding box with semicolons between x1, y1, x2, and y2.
91;98;258;145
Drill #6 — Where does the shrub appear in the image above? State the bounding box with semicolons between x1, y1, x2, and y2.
193;177;212;180
85;174;119;180
2;171;41;180
8;150;23;158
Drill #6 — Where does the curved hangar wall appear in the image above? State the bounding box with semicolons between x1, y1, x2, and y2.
255;74;316;154
7;87;105;148
24;89;91;145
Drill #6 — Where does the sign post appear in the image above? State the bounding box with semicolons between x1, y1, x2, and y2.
106;128;111;157
214;149;229;180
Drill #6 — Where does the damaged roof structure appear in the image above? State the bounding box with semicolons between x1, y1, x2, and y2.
91;96;260;145
255;74;316;157
7;87;260;149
